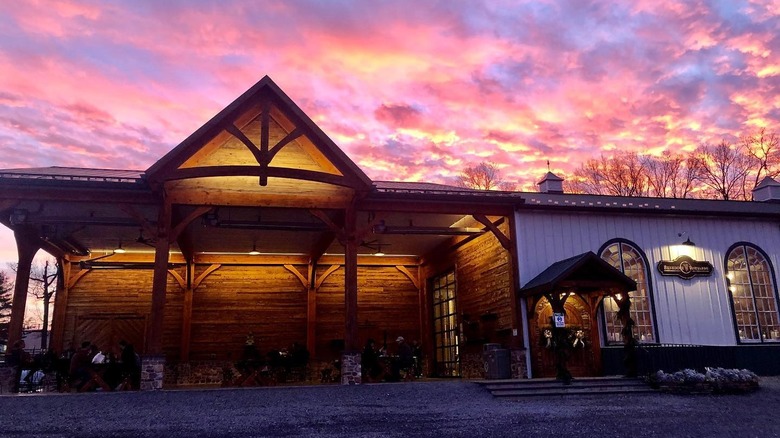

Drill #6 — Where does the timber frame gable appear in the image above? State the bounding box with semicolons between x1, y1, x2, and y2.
145;76;372;207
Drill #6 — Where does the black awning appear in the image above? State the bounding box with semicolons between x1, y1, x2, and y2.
519;251;637;297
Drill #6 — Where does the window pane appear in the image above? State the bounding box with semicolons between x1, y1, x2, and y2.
431;270;460;377
727;245;780;343
600;242;655;344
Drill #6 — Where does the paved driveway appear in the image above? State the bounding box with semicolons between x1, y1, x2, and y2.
1;378;779;437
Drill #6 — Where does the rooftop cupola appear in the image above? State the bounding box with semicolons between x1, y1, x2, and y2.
537;171;564;194
753;176;780;202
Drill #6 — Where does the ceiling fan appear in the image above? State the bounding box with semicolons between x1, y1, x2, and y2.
136;229;156;248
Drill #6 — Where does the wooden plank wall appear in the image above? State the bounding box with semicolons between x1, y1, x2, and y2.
61;262;420;362
61;267;183;357
423;221;513;350
315;265;421;359
191;265;306;361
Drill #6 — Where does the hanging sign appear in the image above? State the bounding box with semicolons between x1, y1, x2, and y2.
657;255;714;280
553;313;565;328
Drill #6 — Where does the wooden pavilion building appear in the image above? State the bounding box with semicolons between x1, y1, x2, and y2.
3;76;780;389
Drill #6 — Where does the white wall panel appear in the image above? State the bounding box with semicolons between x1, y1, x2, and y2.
514;210;780;347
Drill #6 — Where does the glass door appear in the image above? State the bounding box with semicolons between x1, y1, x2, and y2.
432;270;460;377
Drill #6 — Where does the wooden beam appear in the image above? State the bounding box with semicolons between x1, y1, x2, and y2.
306;262;317;356
7;227;40;349
315;264;341;289
169;206;211;243
147;199;172;355
67;269;90;289
267;128;303;162
344;201;359;352
166;166;357;188
0;186;156;204
284;264;309;288
119;204;157;237
473;214;511;251
168;269;187;290
507;213;523;349
309;209;344;237
192;264;221;289
309;231;336;265
358;199;514;216
0;199;19;212
49;259;68;351
260;99;270;156
225;124;264;165
193;254;310;265
395;265;420;290
180;262;196;362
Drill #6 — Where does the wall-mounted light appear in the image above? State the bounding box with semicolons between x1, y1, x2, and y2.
113;242;126;254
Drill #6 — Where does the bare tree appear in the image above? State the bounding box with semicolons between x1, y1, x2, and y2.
640;152;700;198
571;152;649;196
457;161;516;190
0;271;12;341
692;140;754;200
8;260;58;349
29;260;57;350
742;128;780;190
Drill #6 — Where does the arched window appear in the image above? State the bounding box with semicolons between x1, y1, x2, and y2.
726;243;780;343
600;240;656;344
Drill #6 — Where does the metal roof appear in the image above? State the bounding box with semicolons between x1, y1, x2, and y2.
0;166;145;184
0;167;778;216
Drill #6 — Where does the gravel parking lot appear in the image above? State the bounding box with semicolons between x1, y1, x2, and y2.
1;378;779;438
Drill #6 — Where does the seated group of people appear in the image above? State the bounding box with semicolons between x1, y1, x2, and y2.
361;336;420;382
58;340;141;392
233;338;310;385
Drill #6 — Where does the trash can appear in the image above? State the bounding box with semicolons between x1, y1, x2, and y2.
483;344;511;379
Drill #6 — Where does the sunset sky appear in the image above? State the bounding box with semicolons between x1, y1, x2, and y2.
1;0;779;267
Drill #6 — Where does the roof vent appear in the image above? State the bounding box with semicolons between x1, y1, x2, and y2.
753;176;780;202
537;172;564;194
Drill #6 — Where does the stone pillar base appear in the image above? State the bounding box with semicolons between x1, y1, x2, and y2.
0;365;19;393
340;352;361;385
141;355;165;391
510;348;528;379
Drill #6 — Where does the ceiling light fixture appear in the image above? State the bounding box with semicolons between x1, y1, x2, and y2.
113;242;126;254
248;243;261;256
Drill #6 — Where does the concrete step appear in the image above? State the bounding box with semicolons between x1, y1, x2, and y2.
481;379;647;391
491;386;657;398
476;377;654;398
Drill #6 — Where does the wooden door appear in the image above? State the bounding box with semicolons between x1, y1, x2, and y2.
75;313;146;355
531;295;598;378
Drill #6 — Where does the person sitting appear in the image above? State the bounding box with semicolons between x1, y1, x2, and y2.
117;340;140;390
288;342;310;381
69;341;93;390
361;338;382;382
391;336;415;382
7;340;34;392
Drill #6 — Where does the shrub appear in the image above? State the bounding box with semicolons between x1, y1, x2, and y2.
647;367;760;394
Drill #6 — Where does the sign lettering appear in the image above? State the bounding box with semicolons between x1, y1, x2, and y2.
657;255;714;280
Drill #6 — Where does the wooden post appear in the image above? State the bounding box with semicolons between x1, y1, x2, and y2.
7;228;40;350
49;259;68;351
507;213;523;349
344;203;358;352
306;262;317;356
147;200;172;355
180;261;195;361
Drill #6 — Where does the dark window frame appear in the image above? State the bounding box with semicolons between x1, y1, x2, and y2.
598;238;660;345
725;242;780;344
